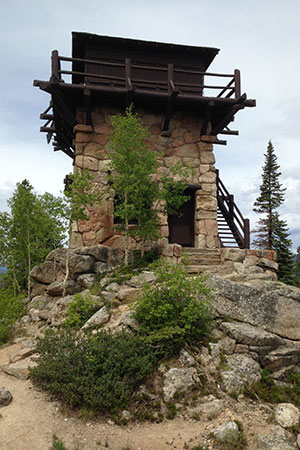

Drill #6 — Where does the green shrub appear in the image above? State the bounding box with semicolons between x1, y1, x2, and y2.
0;289;26;345
134;260;213;354
30;329;157;415
52;434;67;450
63;293;100;330
245;369;300;406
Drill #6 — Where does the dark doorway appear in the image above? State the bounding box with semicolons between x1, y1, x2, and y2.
168;188;195;247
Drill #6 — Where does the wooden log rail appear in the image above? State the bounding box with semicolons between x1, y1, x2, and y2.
216;169;250;249
50;50;241;99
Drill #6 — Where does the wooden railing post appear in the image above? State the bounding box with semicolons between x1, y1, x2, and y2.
228;194;234;218
244;218;250;249
125;58;132;90
50;50;60;83
168;64;174;94
234;69;241;99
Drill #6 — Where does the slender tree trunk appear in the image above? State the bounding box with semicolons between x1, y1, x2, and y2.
141;236;145;258
26;213;31;298
63;228;71;297
124;218;129;266
124;192;129;265
10;254;18;298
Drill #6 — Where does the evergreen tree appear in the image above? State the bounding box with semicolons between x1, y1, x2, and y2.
294;246;300;287
253;141;295;284
272;215;295;285
253;141;286;249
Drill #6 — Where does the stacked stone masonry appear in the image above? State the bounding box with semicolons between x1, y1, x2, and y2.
71;106;219;251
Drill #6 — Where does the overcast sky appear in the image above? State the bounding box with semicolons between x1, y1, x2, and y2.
1;0;299;250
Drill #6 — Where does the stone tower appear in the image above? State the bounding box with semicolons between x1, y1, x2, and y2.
34;32;255;255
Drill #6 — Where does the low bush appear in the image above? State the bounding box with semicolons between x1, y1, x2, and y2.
0;289;26;345
30;329;157;415
134;260;213;355
63;292;100;330
245;369;300;406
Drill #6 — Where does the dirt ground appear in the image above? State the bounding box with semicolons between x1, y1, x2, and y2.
0;342;271;450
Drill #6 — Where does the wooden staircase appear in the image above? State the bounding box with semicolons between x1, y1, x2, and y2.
216;169;250;249
184;248;222;274
217;207;241;248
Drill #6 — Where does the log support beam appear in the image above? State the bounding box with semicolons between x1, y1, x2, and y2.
162;64;179;131
84;88;92;126
201;100;214;136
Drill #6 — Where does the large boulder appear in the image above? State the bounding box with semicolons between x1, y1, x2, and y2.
75;245;121;266
220;321;300;377
0;387;13;406
275;403;300;428
209;275;300;341
46;280;82;296
60;254;94;275
30;261;56;284
46;248;68;263
257;425;297;449
81;306;109;330
163;367;198;401
226;353;261;385
212;421;239;443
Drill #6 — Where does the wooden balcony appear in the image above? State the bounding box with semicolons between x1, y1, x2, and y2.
34;35;255;158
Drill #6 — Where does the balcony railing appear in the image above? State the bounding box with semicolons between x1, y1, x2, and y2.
49;50;242;100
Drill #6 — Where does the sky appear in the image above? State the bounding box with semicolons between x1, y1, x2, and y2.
1;0;299;250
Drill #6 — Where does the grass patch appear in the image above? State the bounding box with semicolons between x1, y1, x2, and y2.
52;434;67;450
244;369;300;407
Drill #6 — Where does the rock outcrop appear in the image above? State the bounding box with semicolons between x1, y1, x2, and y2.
209;275;300;341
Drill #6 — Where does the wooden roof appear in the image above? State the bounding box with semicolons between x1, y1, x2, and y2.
72;32;219;71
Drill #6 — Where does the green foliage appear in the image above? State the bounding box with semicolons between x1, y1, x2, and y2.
245;369;300;406
52;434;67;450
62;169;101;296
253;141;295;284
100;249;159;287
0;288;26;345
63;169;99;225
253;140;286;240
63;293;100;330
30;329;157;415
109;106;159;263
109;107;189;263
0;180;66;295
134;260;213;355
273;217;295;285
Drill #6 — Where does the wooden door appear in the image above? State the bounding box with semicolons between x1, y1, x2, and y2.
168;189;194;247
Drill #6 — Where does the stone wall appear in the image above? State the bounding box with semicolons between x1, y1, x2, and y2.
220;248;278;281
71;105;219;251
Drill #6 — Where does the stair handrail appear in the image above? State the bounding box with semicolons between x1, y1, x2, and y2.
216;169;250;249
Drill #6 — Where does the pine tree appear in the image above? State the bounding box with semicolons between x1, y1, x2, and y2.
253;141;295;284
253;141;286;249
272;215;295;285
294;246;300;287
